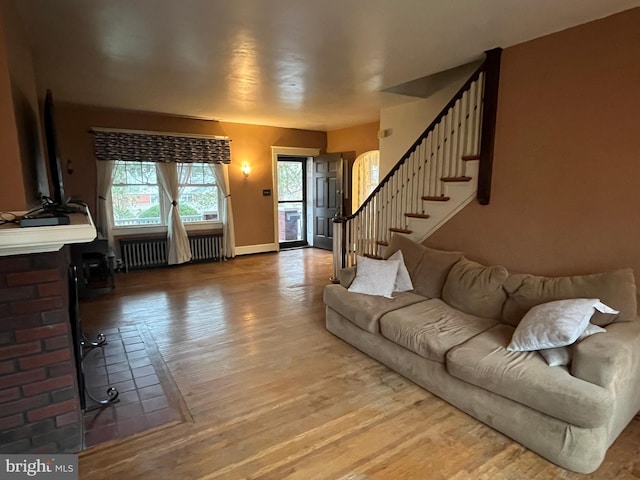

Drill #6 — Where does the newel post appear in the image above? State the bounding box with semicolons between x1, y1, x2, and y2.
477;47;502;205
331;216;347;283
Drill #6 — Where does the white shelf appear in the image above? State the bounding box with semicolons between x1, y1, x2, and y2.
0;210;97;257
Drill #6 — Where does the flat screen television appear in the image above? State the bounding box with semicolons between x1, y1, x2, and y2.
42;89;83;214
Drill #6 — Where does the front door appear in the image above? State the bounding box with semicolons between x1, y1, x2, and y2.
313;154;343;250
277;157;307;249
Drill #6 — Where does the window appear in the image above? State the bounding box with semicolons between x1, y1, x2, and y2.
111;161;162;226
110;161;220;227
352;150;380;212
179;163;220;223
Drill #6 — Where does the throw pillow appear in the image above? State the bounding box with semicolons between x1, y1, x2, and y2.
502;268;636;327
538;347;571;367
348;255;400;298
387;250;414;292
507;298;617;352
538;323;607;366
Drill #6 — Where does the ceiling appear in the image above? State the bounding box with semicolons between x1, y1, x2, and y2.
13;0;640;131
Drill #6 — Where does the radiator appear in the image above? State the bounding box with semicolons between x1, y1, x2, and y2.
120;233;223;271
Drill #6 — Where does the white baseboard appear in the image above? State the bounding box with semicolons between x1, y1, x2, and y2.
235;243;279;255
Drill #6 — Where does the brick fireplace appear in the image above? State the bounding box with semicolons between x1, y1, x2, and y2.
0;249;83;453
0;210;97;453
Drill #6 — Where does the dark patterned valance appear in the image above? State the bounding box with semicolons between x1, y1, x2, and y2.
92;129;231;164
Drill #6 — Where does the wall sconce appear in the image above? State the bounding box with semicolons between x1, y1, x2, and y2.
241;163;251;178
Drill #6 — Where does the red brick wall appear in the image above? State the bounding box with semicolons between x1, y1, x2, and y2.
0;249;82;454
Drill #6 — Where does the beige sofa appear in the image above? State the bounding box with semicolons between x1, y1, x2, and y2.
324;235;640;474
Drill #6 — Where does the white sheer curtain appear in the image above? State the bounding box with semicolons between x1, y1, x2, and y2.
208;163;235;258
96;160;116;248
156;162;192;265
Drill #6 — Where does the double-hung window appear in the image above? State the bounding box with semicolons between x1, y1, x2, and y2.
178;163;220;223
110;161;220;228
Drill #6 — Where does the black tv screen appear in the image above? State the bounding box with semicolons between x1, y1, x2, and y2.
43;89;66;207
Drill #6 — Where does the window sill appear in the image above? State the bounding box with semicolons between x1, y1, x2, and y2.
113;221;223;238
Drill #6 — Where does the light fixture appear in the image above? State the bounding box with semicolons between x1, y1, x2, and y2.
241;163;251;178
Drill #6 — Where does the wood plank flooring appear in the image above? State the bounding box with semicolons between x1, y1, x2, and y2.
78;248;640;479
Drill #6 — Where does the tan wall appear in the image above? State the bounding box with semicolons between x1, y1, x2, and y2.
326;121;379;158
221;122;325;245
54;103;326;247
427;8;640;283
0;2;26;211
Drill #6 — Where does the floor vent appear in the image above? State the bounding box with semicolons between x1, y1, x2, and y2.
120;233;223;271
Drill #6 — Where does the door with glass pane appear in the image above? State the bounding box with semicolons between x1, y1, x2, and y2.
277;157;307;248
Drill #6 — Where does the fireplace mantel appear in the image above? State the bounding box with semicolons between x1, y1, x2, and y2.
0;210;96;257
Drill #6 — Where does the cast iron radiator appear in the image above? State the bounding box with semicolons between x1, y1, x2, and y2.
120;233;223;271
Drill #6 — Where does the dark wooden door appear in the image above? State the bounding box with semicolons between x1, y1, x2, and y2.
313;154;343;250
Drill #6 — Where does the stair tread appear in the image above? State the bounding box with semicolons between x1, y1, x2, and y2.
441;176;472;182
389;227;413;234
405;213;431;219
461;154;480;161
422;196;450;202
376;241;389;246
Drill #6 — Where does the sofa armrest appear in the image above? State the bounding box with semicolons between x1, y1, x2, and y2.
338;266;357;288
571;321;640;389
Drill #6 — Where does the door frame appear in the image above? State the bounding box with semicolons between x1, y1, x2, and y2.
271;146;320;252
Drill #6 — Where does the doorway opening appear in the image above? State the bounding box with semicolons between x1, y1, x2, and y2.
277;156;307;249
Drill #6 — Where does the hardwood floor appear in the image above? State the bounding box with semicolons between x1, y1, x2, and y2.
78;248;640;479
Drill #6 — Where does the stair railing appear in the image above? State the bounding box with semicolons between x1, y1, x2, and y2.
332;48;502;280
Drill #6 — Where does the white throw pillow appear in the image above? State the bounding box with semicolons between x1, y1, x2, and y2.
538;347;571;367
507;298;617;352
538;323;607;366
387;250;414;292
348;256;400;298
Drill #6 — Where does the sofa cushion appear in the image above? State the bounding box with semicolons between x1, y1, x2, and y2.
338;266;357;288
441;258;509;319
446;324;612;428
379;299;498;362
384;233;427;275
502;268;637;327
323;284;426;334
411;248;463;299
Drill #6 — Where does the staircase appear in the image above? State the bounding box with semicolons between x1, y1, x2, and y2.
332;49;502;278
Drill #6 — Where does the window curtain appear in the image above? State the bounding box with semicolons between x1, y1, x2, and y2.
156;162;192;265
208;163;235;259
96;160;116;248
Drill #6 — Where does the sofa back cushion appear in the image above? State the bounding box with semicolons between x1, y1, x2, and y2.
412;248;463;298
502;268;637;326
384;234;427;275
385;234;462;298
442;258;509;319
